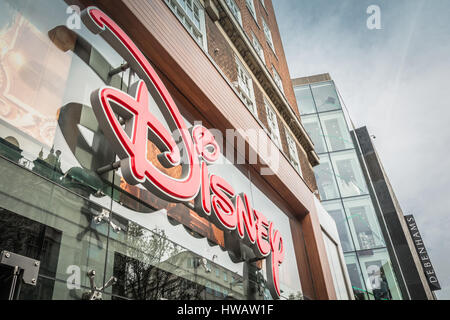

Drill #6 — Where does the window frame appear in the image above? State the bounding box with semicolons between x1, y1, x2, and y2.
225;0;243;26
251;32;265;64
165;0;208;50
235;56;258;117
259;0;266;10
264;98;281;148
284;127;302;175
262;17;275;52
272;65;284;93
246;0;258;22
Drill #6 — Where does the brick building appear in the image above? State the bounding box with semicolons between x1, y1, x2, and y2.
200;0;319;191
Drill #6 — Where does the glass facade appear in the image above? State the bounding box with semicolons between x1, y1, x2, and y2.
295;80;403;300
0;0;304;300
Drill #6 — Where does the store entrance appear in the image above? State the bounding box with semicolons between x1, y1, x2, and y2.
0;207;62;300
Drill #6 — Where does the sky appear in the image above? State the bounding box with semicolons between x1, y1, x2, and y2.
273;0;450;299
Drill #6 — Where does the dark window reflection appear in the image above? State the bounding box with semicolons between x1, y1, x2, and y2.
0;208;61;278
113;251;211;300
0;208;62;300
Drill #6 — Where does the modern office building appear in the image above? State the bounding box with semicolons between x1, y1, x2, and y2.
0;0;352;300
354;126;439;299
292;73;409;300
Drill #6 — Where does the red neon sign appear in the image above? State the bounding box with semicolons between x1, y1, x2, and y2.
82;7;284;299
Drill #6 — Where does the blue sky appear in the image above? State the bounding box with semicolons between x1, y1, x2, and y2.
273;0;450;299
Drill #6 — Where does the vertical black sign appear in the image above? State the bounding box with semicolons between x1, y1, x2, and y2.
404;215;441;291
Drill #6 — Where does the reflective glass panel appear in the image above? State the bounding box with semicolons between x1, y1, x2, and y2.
311;81;341;113
344;253;368;300
294;85;316;115
318;110;354;152
329;150;368;198
322;200;354;252
249;181;303;300
0;156;109;293
343;196;385;251
314;154;340;201
322;232;350;300
301;114;327;154
357;249;402;300
0;0;128;204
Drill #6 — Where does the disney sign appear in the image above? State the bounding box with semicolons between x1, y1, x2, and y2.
82;7;284;299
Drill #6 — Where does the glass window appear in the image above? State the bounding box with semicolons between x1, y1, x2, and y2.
251;32;265;64
314;154;340;201
272;65;284;93
284;128;302;175
343;196;385;251
259;0;266;10
329;150;368;198
311;81;341;113
250;178;303;300
0;156;110;293
264;99;281;148
295;85;316;115
165;0;207;49
205;281;212;294
0;0;124;192
225;0;242;26
344;253;369;300
357;249;403;300
322;233;350;300
235;56;257;117
246;0;257;21
262;17;274;52
301;114;327;154
318;110;354;152
106;186;248;300
322;200;354;252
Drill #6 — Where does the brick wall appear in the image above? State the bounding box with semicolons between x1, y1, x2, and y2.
299;147;318;195
234;0;299;116
204;0;317;192
206;15;238;85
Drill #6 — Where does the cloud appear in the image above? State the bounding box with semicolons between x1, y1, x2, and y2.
274;0;450;299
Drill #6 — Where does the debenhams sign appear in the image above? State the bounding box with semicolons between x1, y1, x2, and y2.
405;215;441;291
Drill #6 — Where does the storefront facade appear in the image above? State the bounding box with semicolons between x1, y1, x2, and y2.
0;0;347;300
